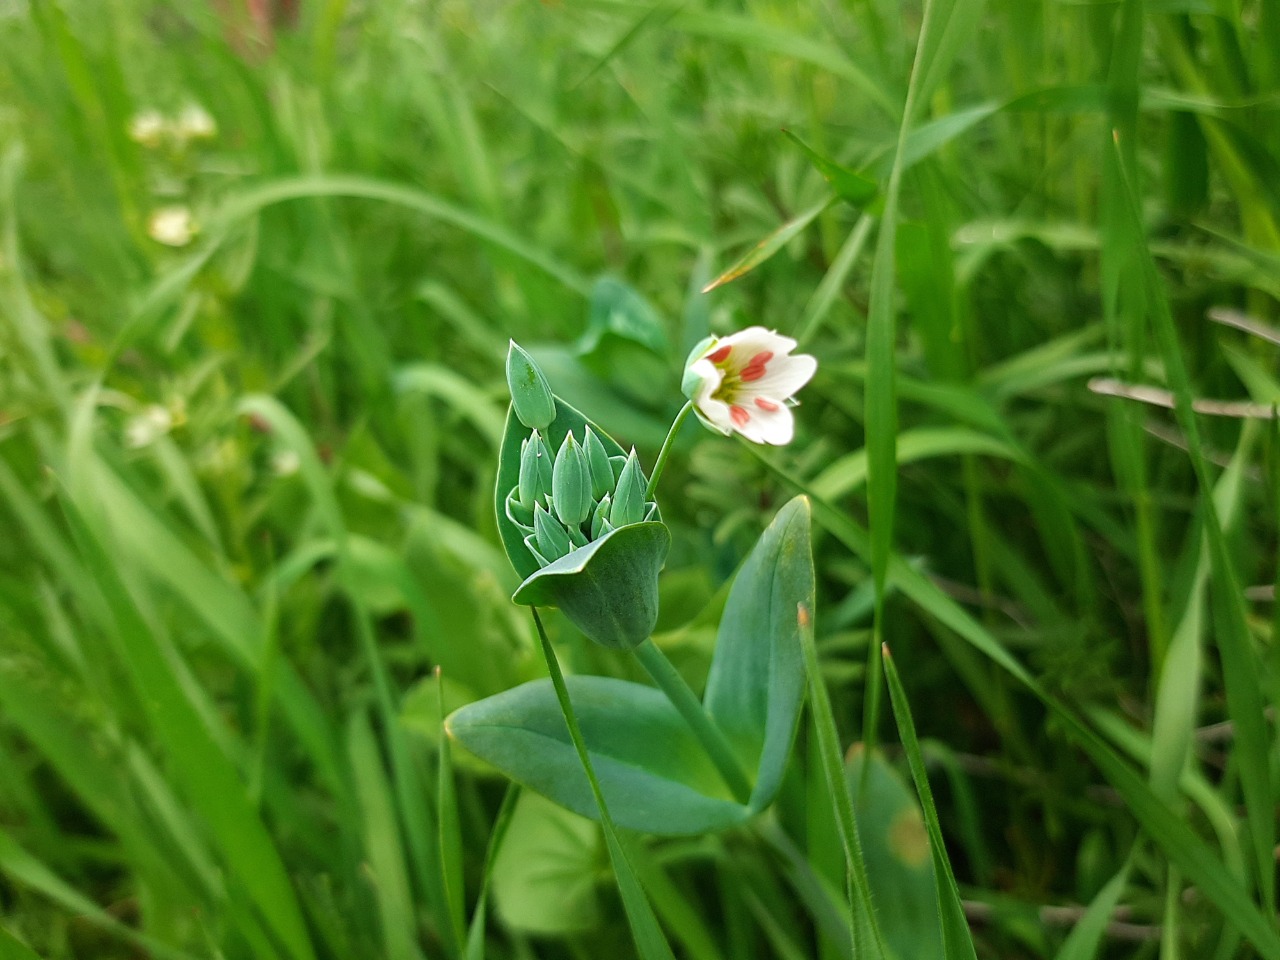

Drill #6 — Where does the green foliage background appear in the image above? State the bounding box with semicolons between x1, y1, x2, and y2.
1;0;1278;957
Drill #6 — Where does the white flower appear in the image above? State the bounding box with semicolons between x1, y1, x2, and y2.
128;109;168;148
125;404;173;449
270;449;300;477
175;104;217;141
682;326;817;445
147;206;195;247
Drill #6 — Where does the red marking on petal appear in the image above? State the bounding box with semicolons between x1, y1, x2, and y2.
708;344;732;363
730;405;750;427
740;351;774;382
754;397;779;412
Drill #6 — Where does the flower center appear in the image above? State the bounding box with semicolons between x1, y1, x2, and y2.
708;347;774;405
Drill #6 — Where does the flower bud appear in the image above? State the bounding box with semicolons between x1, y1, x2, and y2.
523;534;549;567
505;491;534;530
591;494;614;540
518;430;551;507
533;503;571;562
552;432;592;526
506;341;556;430
583;426;614;500
610;449;646;527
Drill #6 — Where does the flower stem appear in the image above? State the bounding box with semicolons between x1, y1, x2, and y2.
645;400;694;500
632;638;753;805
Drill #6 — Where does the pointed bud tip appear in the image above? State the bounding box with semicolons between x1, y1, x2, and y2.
506;341;556;430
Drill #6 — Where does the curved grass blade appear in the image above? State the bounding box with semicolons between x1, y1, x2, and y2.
702;199;833;293
782;131;878;207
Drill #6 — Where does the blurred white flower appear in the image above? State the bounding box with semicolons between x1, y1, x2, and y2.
147;206;195;247
125;405;173;449
128;109;168;148
175;103;217;141
270;449;301;477
681;327;817;445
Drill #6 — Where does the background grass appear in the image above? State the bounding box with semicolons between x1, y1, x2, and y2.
1;0;1278;957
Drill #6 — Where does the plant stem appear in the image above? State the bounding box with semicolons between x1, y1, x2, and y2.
530;609;677;959
632;638;753;805
646;400;694;500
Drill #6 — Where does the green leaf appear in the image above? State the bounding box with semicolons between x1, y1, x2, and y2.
528;611;678;960
578;277;672;402
446;676;750;836
703;496;811;812
512;522;670;650
783;130;878;206
580;276;670;356
492;791;603;935
752;453;1280;959
0;924;43;960
844;748;945;960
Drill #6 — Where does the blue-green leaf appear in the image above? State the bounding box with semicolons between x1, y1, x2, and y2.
512;522;670;650
703;496;812;811
447;677;750;836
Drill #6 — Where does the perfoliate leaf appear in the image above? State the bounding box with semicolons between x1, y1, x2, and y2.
512;522;670;650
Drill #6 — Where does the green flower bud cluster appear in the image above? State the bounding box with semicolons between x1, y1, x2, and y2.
505;425;658;567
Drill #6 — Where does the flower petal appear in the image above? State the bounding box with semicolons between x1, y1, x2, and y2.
747;352;817;400
683;356;722;404
735;396;795;445
693;395;735;435
712;327;799;369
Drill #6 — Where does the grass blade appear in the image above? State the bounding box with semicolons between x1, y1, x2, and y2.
798;598;889;959
753;451;1280;958
880;646;978;960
